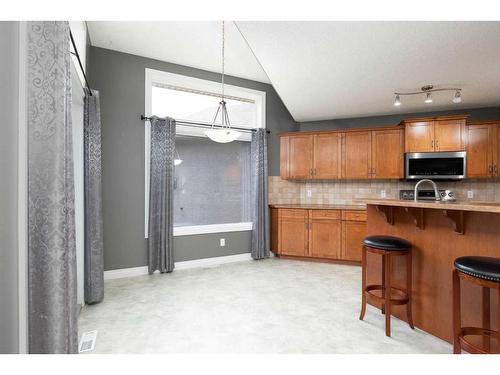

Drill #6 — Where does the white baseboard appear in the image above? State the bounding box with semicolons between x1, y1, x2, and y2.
104;252;253;280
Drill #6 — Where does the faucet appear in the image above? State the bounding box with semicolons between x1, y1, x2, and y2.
414;179;441;202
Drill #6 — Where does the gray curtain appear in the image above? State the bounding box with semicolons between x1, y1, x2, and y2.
27;21;78;353
251;129;270;260
84;89;104;304
148;117;176;273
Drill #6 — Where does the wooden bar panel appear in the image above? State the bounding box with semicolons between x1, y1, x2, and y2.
366;204;500;343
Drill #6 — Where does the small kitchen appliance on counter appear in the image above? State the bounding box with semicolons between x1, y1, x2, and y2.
399;189;456;201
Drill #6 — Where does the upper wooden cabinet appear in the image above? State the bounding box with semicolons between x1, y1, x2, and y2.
341;131;372;179
466;121;500;178
313;133;341;179
404;116;467;153
280;127;404;181
280;133;341;180
289;134;313;179
371;129;404;179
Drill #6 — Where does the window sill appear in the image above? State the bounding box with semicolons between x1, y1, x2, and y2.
173;222;253;237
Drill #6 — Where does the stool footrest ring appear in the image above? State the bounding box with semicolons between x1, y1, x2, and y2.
458;327;500;354
365;284;410;306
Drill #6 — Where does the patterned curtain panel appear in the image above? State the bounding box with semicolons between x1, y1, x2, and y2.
84;89;104;304
251;129;270;260
27;21;78;353
148;117;176;273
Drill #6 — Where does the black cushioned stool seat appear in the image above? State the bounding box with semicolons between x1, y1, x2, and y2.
454;256;500;282
363;235;411;251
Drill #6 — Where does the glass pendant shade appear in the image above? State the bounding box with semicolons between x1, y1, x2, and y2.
205;128;241;143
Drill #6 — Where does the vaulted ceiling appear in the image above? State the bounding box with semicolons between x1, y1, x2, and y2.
87;21;500;122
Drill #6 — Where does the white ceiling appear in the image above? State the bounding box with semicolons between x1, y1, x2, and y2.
237;21;500;121
86;21;270;84
88;21;500;122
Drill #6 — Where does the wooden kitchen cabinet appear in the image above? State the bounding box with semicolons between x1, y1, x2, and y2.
404;116;467;153
466;121;500;178
342;131;372;179
278;209;309;256
405;121;434;152
434;118;466;151
309;210;342;259
273;207;366;263
288;134;313;179
342;221;366;262
371;129;404;179
313;133;341;179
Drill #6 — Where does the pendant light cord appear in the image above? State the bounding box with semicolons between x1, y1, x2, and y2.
221;20;225;103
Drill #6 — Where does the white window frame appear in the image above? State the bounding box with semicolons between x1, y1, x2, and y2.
144;68;266;238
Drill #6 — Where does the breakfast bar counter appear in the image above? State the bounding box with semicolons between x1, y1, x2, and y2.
362;199;500;344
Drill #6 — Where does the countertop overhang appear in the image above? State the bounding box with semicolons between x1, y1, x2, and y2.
361;199;500;214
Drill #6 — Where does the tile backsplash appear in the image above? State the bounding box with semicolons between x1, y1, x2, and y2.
268;176;500;205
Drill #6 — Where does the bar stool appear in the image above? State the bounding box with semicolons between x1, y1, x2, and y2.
453;256;500;354
359;235;414;337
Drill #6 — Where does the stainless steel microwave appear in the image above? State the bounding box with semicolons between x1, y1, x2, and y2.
405;151;466;180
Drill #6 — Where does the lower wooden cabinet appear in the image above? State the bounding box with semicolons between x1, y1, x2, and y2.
272;207;366;263
341;221;366;261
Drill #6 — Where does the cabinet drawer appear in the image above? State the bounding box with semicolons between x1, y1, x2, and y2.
341;210;367;222
311;210;341;220
279;209;308;219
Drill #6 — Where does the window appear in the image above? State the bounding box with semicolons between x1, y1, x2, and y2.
144;69;266;237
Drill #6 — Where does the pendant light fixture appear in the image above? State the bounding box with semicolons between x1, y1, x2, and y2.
174;148;183;166
205;21;241;143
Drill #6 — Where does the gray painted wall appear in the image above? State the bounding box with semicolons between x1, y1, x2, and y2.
88;46;296;270
0;21;19;353
299;106;500;131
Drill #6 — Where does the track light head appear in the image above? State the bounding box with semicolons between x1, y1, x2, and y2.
424;92;433;104
453;90;462;104
394;94;401;107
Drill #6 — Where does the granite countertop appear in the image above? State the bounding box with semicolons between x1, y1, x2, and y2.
361;199;500;214
269;203;366;211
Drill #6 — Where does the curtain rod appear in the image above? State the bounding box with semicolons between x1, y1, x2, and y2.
69;30;92;96
140;115;271;134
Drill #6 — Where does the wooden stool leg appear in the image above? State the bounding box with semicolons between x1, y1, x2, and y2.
359;246;367;321
381;254;386;315
406;251;414;329
453;269;461;354
385;254;392;337
482;286;491;352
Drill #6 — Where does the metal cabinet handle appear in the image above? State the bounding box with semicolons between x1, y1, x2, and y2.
431;140;434;149
495;165;498;174
489;165;493;173
435;140;439;150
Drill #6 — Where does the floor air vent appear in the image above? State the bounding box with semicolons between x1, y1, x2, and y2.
79;330;98;353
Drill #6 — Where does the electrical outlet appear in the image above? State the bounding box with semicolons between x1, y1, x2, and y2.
306;189;312;198
380;190;386;198
467;190;474;199
220;238;225;247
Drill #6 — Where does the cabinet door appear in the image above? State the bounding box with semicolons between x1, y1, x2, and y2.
405;121;434;152
466;125;493;178
434;119;465;151
371;129;404;179
495;125;500;177
341;220;366;262
280;136;290;179
313;133;341;179
341;132;371;179
309;210;341;259
279;209;309;256
289;135;313;179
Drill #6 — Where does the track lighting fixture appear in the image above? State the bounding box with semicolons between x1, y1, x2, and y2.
393;85;462;106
